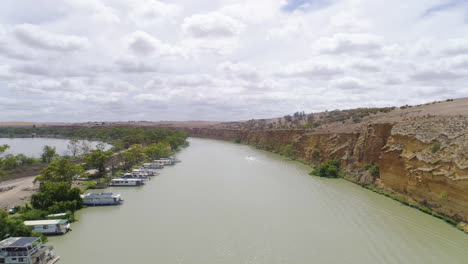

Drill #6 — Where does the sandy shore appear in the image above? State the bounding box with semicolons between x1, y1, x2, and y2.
0;176;38;209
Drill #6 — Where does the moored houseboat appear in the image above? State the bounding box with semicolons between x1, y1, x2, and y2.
82;192;123;206
0;237;59;264
108;178;144;186
142;163;163;169
24;220;71;236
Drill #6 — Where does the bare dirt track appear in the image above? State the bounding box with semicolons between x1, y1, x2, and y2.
0;176;37;209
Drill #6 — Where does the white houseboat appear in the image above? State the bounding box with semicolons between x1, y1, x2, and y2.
82;192;123;206
0;237;59;264
24;220;71;235
153;159;173;166
142;163;163;169
108;178;144;186
122;173;149;181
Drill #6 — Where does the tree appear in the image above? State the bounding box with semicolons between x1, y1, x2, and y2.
0;144;9;154
67;138;80;157
35;158;83;183
122;144;146;169
80;141;91;155
41;145;57;163
2;155;19;170
311;159;341;178
84;149;113;178
145;142;171;160
0;210;35;238
30;182;83;212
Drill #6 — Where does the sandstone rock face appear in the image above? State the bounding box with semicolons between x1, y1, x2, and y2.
381;116;468;222
186;116;468;223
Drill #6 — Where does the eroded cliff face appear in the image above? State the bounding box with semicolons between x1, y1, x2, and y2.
187;117;468;224
381;116;468;223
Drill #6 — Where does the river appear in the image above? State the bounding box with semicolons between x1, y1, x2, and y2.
0;138;111;158
49;138;468;264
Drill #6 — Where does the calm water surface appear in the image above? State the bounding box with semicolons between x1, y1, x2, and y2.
50;138;468;264
0;138;111;157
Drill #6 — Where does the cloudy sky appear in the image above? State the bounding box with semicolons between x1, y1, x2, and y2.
1;0;467;122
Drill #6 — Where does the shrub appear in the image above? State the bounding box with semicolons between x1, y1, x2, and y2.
311;148;321;161
431;142;441;153
234;138;241;144
310;159;341;178
279;144;298;159
369;164;380;177
439;191;448;201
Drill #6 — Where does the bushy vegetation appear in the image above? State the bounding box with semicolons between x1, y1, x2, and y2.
431;142;441;153
363;163;380;177
310;148;321;161
0;210;40;239
279;144;298;159
30;182;83;213
224;106;397;130
0;144;42;180
0;127;188;151
35;158;83;183
310;159;341;178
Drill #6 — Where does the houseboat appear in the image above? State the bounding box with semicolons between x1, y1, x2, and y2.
0;237;59;264
153;159;173;166
82;192;123;206
24;220;71;235
142;163;163;169
122;173;149;181
108;178;144;186
169;156;181;163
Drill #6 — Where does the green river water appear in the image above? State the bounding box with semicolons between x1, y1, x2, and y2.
49;138;468;263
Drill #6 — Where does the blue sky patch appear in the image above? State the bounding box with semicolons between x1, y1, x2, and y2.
281;0;334;12
423;0;467;17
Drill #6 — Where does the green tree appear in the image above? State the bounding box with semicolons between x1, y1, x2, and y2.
2;155;19;170
122;144;146;169
84;148;113;178
35;158;83;183
0;144;9;153
30;182;83;212
67;138;80;157
0;210;35;238
311;159;341;178
145;142;171;160
41;145;57;163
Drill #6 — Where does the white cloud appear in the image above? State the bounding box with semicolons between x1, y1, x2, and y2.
277;60;344;80
217;61;260;82
182;12;245;39
125;31;184;57
129;0;181;26
64;0;120;23
314;33;383;55
331;77;367;91
13;24;90;51
1;0;468;122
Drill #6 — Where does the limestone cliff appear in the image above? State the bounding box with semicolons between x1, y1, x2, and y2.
185;99;468;226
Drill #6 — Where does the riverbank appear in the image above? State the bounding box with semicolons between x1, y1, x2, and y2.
0;176;37;209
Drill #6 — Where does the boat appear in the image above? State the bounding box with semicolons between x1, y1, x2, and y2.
0;237;59;264
169;156;181;163
153;159;173;166
142;163;163;169
122;173;149;181
23;220;71;236
108;178;144;186
81;192;123;206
